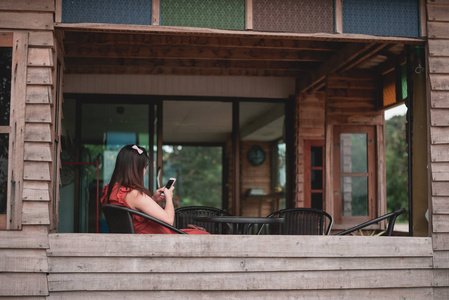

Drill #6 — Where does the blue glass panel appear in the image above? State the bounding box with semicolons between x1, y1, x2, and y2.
62;0;152;25
343;0;419;37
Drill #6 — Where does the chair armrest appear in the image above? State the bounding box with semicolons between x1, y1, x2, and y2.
336;208;406;236
129;209;187;234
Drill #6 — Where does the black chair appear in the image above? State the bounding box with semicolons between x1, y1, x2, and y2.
258;208;333;235
102;204;186;234
336;208;406;236
175;206;231;234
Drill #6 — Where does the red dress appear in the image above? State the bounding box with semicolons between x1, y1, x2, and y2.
101;184;209;234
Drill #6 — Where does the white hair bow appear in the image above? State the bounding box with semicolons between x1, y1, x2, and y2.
132;145;143;154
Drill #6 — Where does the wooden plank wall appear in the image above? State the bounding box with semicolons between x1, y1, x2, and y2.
325;74;386;228
46;234;435;299
427;1;449;298
240;141;273;217
0;0;55;298
294;92;325;207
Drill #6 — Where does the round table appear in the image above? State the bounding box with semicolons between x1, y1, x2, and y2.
193;216;284;235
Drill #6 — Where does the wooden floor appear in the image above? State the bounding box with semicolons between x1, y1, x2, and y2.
44;234;441;300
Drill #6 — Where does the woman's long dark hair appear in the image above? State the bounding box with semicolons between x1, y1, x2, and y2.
106;145;151;203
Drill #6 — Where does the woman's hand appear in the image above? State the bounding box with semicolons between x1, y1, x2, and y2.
125;187;175;225
152;188;166;202
162;184;175;202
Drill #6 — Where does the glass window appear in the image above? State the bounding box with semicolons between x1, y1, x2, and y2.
304;140;324;210
162;145;223;208
340;133;367;173
334;126;376;224
341;176;368;216
0;134;9;215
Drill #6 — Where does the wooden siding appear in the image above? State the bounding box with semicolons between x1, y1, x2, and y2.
325;74;386;229
0;228;49;297
240;141;273;217
295;92;326;207
46;234;434;299
0;0;55;297
428;1;449;298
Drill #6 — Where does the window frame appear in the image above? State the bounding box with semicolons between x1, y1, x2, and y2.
0;33;13;229
304;139;325;210
332;125;377;226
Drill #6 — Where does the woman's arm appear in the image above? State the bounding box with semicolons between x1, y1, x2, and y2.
125;186;175;225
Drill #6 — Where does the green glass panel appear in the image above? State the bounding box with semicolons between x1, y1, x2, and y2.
162;145;222;208
161;0;245;30
401;64;408;100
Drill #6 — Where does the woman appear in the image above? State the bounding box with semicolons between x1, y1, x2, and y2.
101;145;208;234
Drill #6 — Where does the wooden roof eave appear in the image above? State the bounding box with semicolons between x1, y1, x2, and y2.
54;23;426;44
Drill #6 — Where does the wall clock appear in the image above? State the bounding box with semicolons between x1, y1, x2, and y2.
247;145;266;166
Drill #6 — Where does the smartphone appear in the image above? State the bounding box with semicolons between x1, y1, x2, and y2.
165;178;176;189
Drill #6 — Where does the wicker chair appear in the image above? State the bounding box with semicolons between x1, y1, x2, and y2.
175;206;231;234
102;204;186;234
258;208;333;235
336;208;406;236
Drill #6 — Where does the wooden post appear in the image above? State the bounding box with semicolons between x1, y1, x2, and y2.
245;0;253;30
152;0;160;26
335;0;343;33
232;102;240;215
7;32;29;230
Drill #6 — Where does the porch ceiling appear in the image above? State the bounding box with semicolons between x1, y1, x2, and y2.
57;25;424;92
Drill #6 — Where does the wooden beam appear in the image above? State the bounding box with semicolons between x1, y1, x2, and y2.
7;32;28;230
55;0;62;23
64;44;333;61
62;31;345;51
420;0;427;37
0;32;13;46
335;0;343;34
0;0;54;12
152;0;160;26
375;54;406;75
245;0;253;30
0;12;54;31
64;66;304;77
296;42;386;93
64;57;318;71
54;23;426;44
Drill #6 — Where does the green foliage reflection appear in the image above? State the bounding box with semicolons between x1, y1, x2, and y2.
163;146;222;208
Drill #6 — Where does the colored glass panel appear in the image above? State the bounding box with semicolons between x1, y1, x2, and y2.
253;0;334;33
62;0;152;25
343;0;420;37
161;0;245;30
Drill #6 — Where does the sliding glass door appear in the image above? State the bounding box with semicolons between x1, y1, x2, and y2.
59;96;291;233
59;97;160;233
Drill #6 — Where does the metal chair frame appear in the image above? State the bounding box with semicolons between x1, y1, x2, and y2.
175;206;231;234
336;208;406;236
258;208;333;235
102;204;186;234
